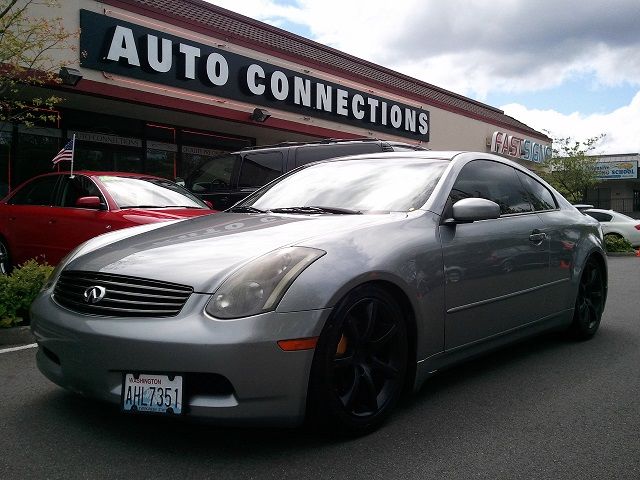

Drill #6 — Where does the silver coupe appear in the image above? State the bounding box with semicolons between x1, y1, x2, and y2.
30;151;608;434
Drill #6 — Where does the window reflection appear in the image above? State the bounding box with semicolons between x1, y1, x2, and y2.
244;159;448;212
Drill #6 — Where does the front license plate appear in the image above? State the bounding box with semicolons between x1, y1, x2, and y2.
122;373;183;415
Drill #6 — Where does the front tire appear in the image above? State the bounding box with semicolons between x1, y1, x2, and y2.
307;285;408;435
0;238;10;275
569;258;605;340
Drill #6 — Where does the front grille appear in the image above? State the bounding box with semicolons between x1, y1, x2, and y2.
53;271;193;317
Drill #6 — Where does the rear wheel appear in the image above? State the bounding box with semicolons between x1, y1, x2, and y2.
569;258;605;340
0;238;10;275
308;285;408;435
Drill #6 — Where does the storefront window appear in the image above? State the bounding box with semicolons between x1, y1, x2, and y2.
146;142;177;179
179;129;252;180
13;128;61;186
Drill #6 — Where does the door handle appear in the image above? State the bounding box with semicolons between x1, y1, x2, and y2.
529;231;547;243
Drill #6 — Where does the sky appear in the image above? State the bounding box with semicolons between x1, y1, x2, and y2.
205;0;640;155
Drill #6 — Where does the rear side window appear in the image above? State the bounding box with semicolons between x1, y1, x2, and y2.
238;152;284;188
586;211;613;222
8;175;60;206
294;143;382;167
450;160;533;215
516;171;557;211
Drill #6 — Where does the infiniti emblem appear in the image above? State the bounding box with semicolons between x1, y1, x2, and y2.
84;286;107;304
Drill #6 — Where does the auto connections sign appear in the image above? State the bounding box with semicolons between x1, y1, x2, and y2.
594;160;638;179
79;10;430;141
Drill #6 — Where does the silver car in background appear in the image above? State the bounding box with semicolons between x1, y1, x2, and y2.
30;151;607;435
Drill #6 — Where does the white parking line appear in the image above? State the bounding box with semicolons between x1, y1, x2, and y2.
0;343;38;354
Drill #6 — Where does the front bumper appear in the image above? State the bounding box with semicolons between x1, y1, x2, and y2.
30;290;331;426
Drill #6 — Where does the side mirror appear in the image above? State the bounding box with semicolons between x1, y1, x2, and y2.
447;198;500;224
75;196;103;210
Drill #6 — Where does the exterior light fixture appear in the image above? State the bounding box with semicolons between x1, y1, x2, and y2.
249;108;270;123
59;67;83;86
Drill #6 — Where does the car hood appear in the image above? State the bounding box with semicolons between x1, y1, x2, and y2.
67;212;404;292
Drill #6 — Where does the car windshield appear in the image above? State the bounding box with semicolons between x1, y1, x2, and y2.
238;158;449;213
99;176;209;209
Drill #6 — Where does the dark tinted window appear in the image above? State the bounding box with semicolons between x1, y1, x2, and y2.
450;160;533;215
238;152;284;187
185;154;238;193
60;175;103;207
8;175;60;206
586;211;613;222
294;143;382;167
516;171;557;211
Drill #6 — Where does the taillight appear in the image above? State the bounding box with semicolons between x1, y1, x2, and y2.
635;224;640;231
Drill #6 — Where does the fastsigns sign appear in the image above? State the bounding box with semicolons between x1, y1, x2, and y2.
490;131;552;163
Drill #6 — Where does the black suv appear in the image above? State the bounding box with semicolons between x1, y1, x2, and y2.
184;138;424;210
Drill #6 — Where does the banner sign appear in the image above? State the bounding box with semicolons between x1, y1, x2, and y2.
594;160;638;179
489;131;552;163
79;10;429;141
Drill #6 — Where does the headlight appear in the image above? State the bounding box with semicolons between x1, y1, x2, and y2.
205;247;325;319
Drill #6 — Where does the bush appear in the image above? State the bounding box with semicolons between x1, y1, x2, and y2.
604;235;635;253
0;260;54;328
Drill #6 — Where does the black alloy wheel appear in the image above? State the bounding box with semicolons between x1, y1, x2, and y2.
0;239;10;275
308;285;408;435
570;258;605;339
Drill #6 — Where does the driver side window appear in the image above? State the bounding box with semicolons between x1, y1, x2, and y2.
59;176;103;207
450;160;534;215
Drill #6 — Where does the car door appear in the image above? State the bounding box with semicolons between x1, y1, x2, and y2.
440;160;551;350
2;174;61;265
44;175;113;265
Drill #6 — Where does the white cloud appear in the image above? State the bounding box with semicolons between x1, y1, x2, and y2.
209;0;640;99
502;91;640;154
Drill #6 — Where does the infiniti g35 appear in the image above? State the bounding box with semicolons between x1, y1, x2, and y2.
30;151;607;434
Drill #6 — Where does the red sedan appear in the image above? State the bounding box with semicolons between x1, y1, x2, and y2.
0;171;216;273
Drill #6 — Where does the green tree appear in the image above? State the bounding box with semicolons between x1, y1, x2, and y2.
541;134;606;203
0;0;78;126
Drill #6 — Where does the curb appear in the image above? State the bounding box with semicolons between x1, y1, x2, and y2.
607;251;639;257
0;326;36;347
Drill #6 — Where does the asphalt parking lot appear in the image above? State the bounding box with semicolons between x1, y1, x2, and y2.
1;256;638;479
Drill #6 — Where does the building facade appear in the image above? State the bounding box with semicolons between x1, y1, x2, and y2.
587;153;640;217
0;0;552;198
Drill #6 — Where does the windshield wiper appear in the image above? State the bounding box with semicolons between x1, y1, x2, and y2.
269;206;362;215
227;205;267;213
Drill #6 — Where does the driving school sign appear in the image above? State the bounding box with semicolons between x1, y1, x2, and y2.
79;10;429;141
594;160;638;179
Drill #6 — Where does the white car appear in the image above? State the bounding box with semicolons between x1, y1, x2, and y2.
585;208;640;247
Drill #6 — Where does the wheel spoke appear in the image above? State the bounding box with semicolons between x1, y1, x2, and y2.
361;300;378;343
370;323;398;352
333;354;355;369
345;313;361;345
371;356;399;379
339;369;361;412
361;367;379;413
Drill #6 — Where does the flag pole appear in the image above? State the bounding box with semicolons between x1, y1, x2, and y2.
69;134;76;178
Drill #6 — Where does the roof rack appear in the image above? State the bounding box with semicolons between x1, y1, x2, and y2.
241;137;381;151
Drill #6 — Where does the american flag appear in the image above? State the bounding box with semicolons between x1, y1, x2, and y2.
52;138;74;165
